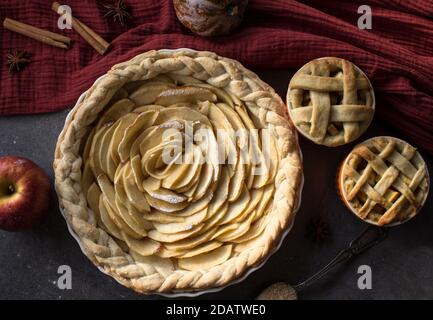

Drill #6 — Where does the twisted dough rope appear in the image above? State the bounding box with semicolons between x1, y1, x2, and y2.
54;50;303;293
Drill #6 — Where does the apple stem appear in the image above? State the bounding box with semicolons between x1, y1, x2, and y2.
8;185;15;195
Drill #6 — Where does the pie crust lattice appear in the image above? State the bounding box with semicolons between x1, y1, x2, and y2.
288;57;374;147
340;136;429;226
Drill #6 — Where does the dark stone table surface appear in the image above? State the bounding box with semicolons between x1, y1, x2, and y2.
0;69;432;300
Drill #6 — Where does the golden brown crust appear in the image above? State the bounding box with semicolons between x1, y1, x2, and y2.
287;57;375;147
339;136;429;226
54;49;303;294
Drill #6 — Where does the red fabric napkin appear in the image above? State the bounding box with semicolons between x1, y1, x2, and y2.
1;0;433;154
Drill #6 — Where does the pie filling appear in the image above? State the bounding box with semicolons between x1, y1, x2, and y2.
81;75;279;271
341;137;429;226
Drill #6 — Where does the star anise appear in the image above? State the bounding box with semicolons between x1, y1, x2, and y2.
307;216;330;242
6;49;30;73
102;0;132;26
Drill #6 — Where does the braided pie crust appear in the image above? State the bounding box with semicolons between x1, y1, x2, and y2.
54;50;303;293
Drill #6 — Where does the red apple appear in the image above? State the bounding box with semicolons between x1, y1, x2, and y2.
0;156;50;231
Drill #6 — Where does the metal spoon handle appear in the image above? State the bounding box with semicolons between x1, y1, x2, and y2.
293;225;388;292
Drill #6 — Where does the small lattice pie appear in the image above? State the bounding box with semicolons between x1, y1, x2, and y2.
54;50;303;294
287;57;375;147
339;136;429;226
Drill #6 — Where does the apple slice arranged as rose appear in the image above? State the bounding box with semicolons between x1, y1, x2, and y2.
0;156;50;231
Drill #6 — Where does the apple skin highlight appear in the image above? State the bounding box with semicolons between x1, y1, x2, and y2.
0;156;50;231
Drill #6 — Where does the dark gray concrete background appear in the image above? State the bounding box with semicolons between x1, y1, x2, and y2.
0;69;432;300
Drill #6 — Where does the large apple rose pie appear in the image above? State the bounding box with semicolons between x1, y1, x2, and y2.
54;50;303;294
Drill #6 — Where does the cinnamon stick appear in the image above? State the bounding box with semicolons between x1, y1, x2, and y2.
3;18;71;49
52;2;110;55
